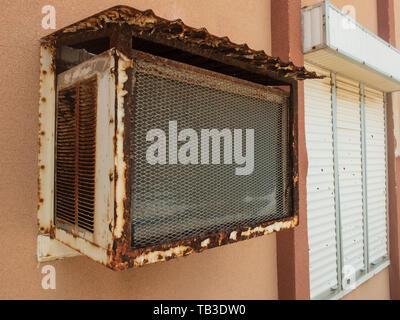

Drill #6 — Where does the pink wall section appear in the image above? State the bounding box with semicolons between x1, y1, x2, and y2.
0;0;277;300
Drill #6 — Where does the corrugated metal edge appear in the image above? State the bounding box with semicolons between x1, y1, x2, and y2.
40;5;321;81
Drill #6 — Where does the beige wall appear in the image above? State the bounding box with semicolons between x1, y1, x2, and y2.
342;267;391;300
0;0;277;299
302;0;378;34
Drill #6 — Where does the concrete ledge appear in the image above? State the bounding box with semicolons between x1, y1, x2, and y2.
37;234;81;262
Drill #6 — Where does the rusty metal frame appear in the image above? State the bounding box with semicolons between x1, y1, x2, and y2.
109;49;300;271
37;5;309;269
38;43;300;270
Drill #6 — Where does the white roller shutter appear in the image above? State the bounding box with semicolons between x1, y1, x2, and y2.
364;87;388;264
305;64;339;299
305;65;389;299
335;76;365;274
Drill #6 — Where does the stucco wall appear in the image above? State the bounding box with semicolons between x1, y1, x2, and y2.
302;0;378;34
0;0;278;299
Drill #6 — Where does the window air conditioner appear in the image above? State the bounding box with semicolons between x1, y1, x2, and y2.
38;6;318;270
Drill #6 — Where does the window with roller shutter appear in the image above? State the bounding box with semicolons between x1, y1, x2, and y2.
305;63;389;300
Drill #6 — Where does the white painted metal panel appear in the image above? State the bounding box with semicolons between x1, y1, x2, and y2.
305;64;338;299
302;5;325;52
336;76;365;273
364;87;388;264
302;2;400;92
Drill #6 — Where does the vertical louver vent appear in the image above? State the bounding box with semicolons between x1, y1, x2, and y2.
55;76;97;233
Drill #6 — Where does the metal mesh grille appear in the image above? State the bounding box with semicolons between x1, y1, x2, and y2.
55;77;97;233
130;62;291;249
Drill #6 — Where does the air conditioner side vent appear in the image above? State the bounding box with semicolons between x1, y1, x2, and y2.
55;76;97;233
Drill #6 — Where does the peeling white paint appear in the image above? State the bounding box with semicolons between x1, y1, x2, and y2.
241;216;298;238
229;231;237;241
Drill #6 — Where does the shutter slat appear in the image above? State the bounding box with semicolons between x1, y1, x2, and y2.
305;64;339;299
336;77;366;274
365;87;388;264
